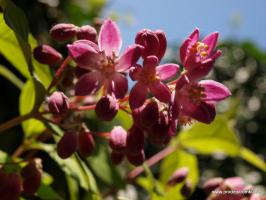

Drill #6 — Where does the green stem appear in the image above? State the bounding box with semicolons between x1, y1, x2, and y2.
0;112;35;133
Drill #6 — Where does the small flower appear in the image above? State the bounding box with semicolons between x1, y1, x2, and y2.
180;28;222;80
47;91;70;115
50;23;78;41
68;19;143;99
95;94;119;121
109;126;127;153
33;44;62;65
129;56;179;109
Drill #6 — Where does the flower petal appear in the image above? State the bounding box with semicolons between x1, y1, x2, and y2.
67;40;100;69
107;72;128;99
157;63;179;81
75;71;103;96
115;44;143;72
150;81;171;103
129;82;148;109
200;80;231;101
202;32;219;54
98;19;122;57
143;55;159;71
180;38;190;65
189;28;199;43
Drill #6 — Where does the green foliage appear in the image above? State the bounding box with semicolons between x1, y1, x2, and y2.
240;148;266;172
0;64;24;90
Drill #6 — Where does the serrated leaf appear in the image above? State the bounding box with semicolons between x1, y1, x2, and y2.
178;115;241;156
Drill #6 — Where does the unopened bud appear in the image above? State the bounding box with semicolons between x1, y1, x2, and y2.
57;131;78;159
47;91;70;115
111;151;124;165
203;177;224;194
0;171;22;200
140;101;159;128
154;30;167;60
95;95;119;121
78;131;95;157
21;159;42;196
181;179;192;198
77;25;97;42
126;125;145;155
126;150;145;166
109;126;127;153
129;64;142;81
50;23;78;41
167;167;189;186
33;44;62;65
223;177;245;191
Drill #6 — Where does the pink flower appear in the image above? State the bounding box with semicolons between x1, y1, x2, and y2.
67;19;142;98
129;55;179;109
173;74;231;124
180;28;222;81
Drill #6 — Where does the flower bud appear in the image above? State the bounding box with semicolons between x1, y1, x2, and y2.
203;177;224;194
129;64;141;81
126;150;145;166
47;91;70;115
135;29;160;59
21;159;42;196
111;151;124;165
95;95;119;121
154;30;167;60
33;44;62;65
109;126;127;153
181;179;192;198
167;167;189;186
57;131;78;159
78;131;95;157
50;23;78;41
223;177;245;191
0;171;22;200
140;101;159;128
77;25;97;42
126;125;145;155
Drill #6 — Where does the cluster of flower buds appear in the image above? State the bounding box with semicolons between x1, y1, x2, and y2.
34;18;231;164
0;158;42;200
203;177;266;200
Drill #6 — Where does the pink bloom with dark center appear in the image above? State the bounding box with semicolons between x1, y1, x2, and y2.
173;74;231;124
67;19;143;99
180;28;222;80
129;55;179;109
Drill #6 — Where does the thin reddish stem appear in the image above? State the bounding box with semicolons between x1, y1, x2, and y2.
72;104;96;111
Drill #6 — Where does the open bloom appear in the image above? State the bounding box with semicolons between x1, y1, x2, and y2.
180;28;222;81
129;55;179;109
68;19;142;98
173;74;231;124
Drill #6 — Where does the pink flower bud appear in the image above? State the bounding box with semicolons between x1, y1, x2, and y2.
78;131;95;157
167;167;189;186
126;150;145;166
77;25;97;42
135;29;160;59
109;126;127;153
21;159;42;196
0;171;22;200
57;131;78;159
47;91;70;115
95;95;119;121
203;177;224;194
50;23;78;41
181;179;192;198
33;44;62;65
110;151;124;165
126;125;145;155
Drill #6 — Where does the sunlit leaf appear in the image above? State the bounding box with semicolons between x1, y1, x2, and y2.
240;148;266;172
0;64;24;90
37;184;63;200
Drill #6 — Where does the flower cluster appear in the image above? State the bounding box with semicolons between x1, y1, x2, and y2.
33;19;231;165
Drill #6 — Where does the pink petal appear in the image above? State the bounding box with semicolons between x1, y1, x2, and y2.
150;81;171;103
182;101;216;124
129;82;148;109
98;19;122;57
189;28;199;43
200;80;231;101
202;32;219;54
75;71;103;96
175;74;190;90
67;40;100;69
115;44;143;72
107;72;128;99
156;63;179;81
180;38;190;64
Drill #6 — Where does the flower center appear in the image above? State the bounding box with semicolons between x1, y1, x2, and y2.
137;67;160;85
186;84;206;104
189;42;209;58
99;56;116;77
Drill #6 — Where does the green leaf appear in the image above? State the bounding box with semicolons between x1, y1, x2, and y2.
37;184;63;200
0;64;24;90
114;110;133;129
19;80;45;137
178;115;241;156
240;148;266;172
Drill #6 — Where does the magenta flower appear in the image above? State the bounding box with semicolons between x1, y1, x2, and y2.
180;28;222;80
67;19;142;98
173;74;231;124
129;55;179;109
